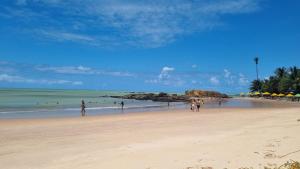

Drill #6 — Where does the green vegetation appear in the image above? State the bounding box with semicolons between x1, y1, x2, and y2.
250;66;300;94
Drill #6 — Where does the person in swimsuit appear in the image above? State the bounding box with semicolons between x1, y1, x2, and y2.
196;99;201;112
191;99;196;111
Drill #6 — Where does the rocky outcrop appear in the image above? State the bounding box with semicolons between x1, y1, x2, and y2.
111;92;189;102
111;90;228;102
185;90;228;98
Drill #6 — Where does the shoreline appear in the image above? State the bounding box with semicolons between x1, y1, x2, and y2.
1;97;300;120
1;107;300;169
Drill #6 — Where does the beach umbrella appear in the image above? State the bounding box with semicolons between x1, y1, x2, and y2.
286;93;294;97
271;93;278;97
254;92;260;95
278;93;285;97
263;92;271;96
295;94;300;101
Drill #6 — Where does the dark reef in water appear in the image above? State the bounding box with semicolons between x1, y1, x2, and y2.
110;90;229;102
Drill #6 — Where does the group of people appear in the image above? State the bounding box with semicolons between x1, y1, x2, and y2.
80;100;125;117
190;99;204;112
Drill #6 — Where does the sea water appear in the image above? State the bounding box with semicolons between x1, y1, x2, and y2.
1;88;297;119
0;88;186;118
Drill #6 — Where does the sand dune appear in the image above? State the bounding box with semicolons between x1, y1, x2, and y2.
1;108;300;169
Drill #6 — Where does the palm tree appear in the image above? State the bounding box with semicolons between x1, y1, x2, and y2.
250;66;300;94
289;66;298;80
275;67;287;78
254;57;259;91
254;57;259;81
250;80;262;92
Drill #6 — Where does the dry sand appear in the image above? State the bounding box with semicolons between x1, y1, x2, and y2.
1;107;300;169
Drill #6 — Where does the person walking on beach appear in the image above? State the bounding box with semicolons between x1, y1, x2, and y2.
196;99;201;112
81;99;86;116
218;98;222;107
191;99;196;111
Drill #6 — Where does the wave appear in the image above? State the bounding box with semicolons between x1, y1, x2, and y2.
0;104;167;114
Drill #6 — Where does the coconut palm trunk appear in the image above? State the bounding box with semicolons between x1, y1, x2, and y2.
254;57;260;92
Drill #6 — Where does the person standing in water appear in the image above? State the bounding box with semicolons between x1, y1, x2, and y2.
81;99;86;116
120;101;124;111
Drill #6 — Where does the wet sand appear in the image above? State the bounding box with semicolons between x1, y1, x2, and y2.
1;107;300;169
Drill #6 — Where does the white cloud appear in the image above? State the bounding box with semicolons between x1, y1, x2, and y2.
146;66;185;86
158;66;175;80
38;30;95;44
72;81;83;85
36;65;93;74
210;76;220;85
223;68;236;84
2;0;262;47
36;65;135;77
0;74;25;83
224;69;231;78
192;64;197;68
0;74;82;85
238;73;249;86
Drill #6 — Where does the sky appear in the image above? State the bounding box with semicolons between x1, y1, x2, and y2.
0;0;299;93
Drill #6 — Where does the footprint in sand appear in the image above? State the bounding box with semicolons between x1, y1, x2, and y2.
263;140;281;159
264;152;277;159
265;143;275;147
283;136;290;139
201;167;213;169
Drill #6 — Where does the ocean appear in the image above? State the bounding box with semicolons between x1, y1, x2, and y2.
0;88;186;118
1;88;297;119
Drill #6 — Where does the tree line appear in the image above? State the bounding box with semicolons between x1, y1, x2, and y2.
250;66;300;94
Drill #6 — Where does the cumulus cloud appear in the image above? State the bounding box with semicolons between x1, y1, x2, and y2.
0;73;82;85
158;66;175;80
224;69;231;78
238;73;249;86
210;76;220;85
1;0;262;47
146;66;185;86
223;68;236;84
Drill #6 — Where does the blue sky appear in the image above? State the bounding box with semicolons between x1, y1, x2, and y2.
0;0;299;93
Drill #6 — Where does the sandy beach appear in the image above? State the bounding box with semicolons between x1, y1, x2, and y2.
1;107;300;169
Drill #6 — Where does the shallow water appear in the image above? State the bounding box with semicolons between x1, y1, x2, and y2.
0;88;185;119
0;89;298;119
